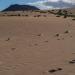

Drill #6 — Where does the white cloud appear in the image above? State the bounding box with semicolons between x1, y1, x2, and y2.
46;0;60;2
28;0;75;10
47;0;75;3
63;0;75;4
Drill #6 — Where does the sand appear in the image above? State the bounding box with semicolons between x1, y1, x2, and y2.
0;13;75;75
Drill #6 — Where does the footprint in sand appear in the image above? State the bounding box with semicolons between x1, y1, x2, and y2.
44;40;48;43
48;67;63;73
55;33;60;37
5;38;10;41
64;30;69;34
69;59;75;64
37;33;42;37
34;44;38;46
11;48;16;51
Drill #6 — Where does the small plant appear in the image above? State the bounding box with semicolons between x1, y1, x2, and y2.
37;34;41;36
64;13;68;18
43;15;47;17
48;69;57;73
64;30;69;34
55;33;59;37
63;15;67;18
69;59;75;64
6;38;10;41
70;12;72;14
17;14;20;16
72;18;75;20
39;11;47;13
34;15;36;17
37;15;41;17
48;68;62;73
57;10;62;15
2;15;5;16
11;48;16;51
56;15;60;17
57;68;62;71
63;10;68;18
25;15;28;16
52;10;54;11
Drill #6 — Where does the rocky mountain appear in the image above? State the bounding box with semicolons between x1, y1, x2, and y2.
2;4;40;11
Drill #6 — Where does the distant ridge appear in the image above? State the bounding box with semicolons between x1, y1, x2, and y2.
2;4;40;11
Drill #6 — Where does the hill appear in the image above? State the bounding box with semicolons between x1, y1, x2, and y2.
2;4;40;11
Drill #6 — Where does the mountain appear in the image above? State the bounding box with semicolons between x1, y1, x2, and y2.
29;0;75;10
2;4;40;11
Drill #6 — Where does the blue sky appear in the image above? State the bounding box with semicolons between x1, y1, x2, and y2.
0;0;75;10
0;0;40;10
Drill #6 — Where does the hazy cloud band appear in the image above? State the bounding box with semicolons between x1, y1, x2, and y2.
28;0;75;9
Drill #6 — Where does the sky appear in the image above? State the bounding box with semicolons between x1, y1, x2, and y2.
0;0;40;10
0;0;75;10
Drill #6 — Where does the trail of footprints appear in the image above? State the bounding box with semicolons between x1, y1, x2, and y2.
55;30;72;40
48;67;63;73
48;29;75;74
2;27;75;74
48;59;75;74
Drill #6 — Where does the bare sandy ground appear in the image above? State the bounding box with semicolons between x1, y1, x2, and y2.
0;14;75;75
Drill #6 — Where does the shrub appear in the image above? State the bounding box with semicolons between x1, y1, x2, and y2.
39;11;47;13
37;15;41;17
17;14;20;16
72;18;75;20
70;12;72;14
25;15;28;16
64;30;69;34
57;10;62;15
43;15;47;17
34;15;36;17
63;10;68;18
63;15;67;18
55;33;59;37
56;15;60;17
52;10;54;11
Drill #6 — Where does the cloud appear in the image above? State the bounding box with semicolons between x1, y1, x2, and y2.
47;0;60;2
62;0;75;4
28;0;75;10
47;0;75;4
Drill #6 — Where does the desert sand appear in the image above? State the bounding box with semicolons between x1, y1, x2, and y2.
0;12;75;75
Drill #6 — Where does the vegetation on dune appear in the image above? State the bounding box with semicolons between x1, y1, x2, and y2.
52;9;75;19
72;18;75;20
64;30;69;34
0;9;75;20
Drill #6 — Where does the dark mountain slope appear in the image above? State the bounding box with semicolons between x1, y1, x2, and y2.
2;4;40;11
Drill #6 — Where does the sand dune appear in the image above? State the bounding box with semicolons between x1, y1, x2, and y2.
0;12;75;75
